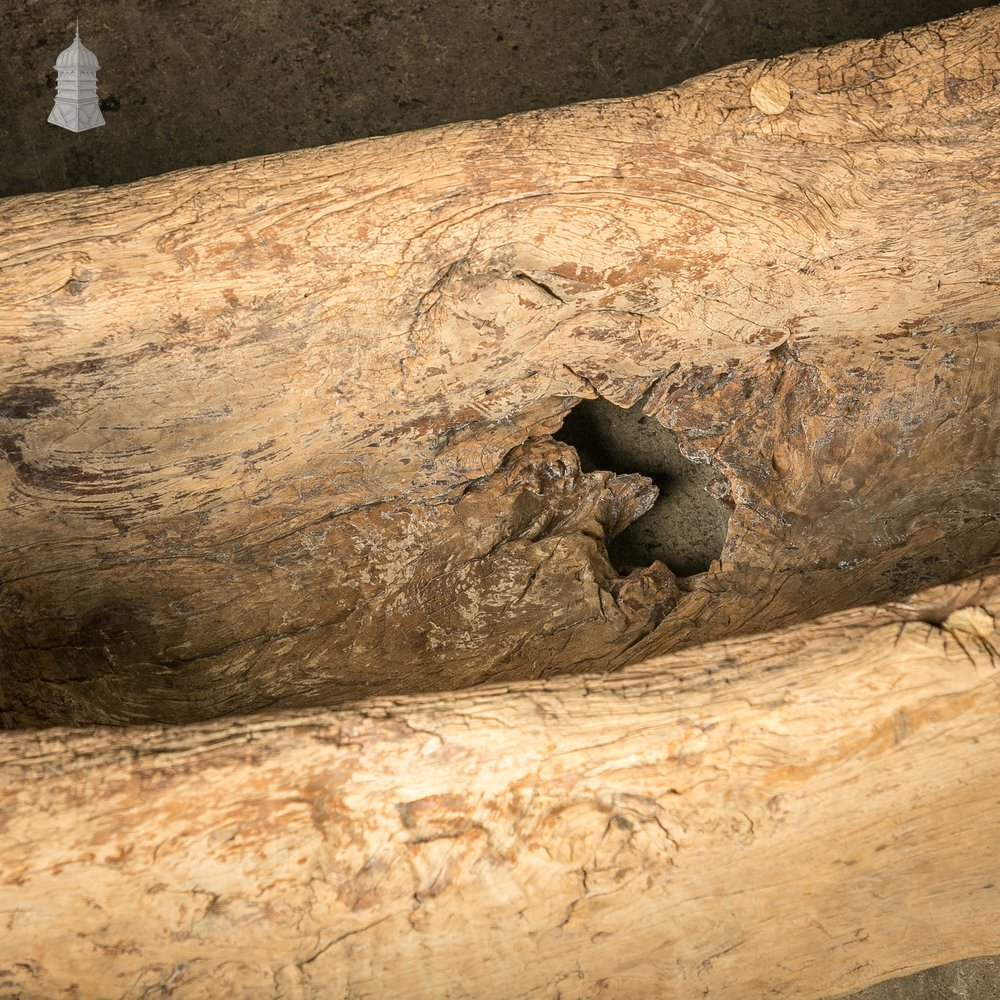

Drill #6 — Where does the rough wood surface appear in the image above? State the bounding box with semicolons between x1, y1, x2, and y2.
2;8;1000;726
2;571;1000;999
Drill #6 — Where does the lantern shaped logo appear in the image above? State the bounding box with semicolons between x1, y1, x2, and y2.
48;22;105;133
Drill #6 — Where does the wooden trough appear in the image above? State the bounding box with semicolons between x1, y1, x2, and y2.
1;6;999;997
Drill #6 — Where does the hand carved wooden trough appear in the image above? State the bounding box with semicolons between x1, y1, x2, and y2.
2;8;999;998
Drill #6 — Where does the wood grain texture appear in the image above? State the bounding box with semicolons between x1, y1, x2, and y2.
2;8;1000;726
2;571;1000;998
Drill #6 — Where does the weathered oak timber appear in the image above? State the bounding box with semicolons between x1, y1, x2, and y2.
3;7;1000;999
2;8;1000;726
2;572;1000;998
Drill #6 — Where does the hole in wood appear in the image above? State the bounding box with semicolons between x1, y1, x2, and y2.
554;397;730;577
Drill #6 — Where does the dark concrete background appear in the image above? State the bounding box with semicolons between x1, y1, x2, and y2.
0;0;987;199
845;957;1000;1000
3;1;999;996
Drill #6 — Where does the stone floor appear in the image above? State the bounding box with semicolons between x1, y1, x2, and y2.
2;0;997;995
844;956;1000;1000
